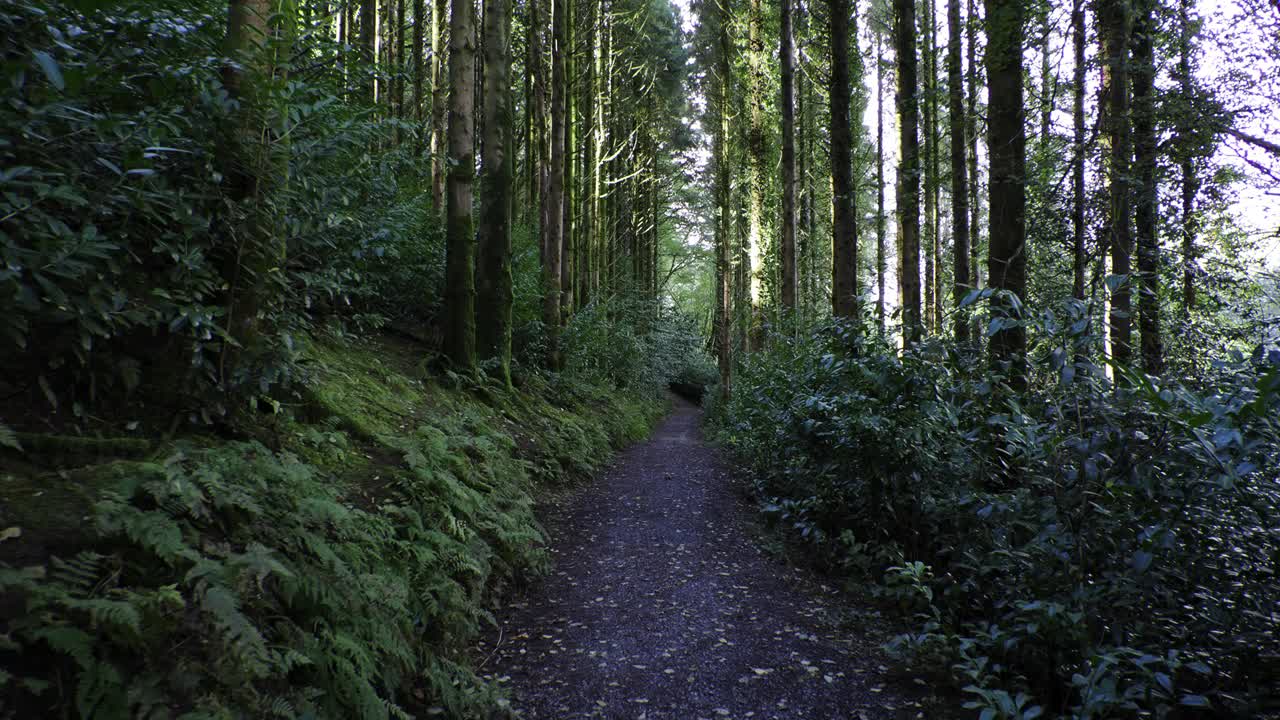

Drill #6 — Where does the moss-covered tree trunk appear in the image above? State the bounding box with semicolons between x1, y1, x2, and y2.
876;31;887;337
219;0;294;382
476;0;513;385
746;0;766;348
443;0;477;370
1072;0;1086;303
359;0;377;102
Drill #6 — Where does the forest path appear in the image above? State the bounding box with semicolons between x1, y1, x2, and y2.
476;396;922;719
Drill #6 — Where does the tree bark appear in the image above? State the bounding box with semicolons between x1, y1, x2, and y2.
1072;0;1086;302
430;0;449;206
746;0;767;346
894;0;922;344
831;0;857;321
985;0;1027;387
1178;0;1198;317
477;0;514;385
947;0;970;343
413;0;426;131
360;0;377;102
876;30;887;337
1100;0;1132;367
1132;0;1161;374
220;0;293;378
966;0;981;345
780;0;798;312
443;0;477;370
923;0;936;334
544;0;566;368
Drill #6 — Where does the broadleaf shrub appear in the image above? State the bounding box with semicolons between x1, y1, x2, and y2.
712;316;1280;718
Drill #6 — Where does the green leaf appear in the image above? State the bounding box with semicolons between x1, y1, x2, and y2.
32;51;64;91
1180;694;1211;708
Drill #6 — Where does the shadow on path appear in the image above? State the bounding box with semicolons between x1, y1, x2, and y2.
477;397;923;719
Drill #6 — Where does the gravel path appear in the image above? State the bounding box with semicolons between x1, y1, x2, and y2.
477;397;922;720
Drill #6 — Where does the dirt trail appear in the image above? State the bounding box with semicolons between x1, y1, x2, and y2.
477;396;921;719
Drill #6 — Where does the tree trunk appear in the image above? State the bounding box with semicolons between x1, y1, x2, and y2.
746;0;767;346
220;0;293;379
876;31;887;337
894;0;922;345
430;0;449;206
780;0;798;312
966;0;981;345
947;0;970;343
1100;0;1132;367
360;0;377;102
1132;0;1161;374
985;0;1027;387
1177;0;1198;317
561;0;574;321
923;0;936;334
477;0;514;385
831;0;857;321
443;0;477;370
544;0;566;368
413;0;426;133
1072;0;1086;302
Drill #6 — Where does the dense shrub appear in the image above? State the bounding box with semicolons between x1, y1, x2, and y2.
712;316;1280;718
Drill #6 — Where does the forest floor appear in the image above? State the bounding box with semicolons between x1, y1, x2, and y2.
475;396;936;720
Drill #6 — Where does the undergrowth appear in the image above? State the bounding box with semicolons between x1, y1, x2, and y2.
710;318;1280;719
0;333;666;719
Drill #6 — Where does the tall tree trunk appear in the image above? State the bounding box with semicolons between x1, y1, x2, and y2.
544;0;566;368
1132;0;1161;374
580;0;598;308
431;0;449;206
477;0;514;385
780;0;798;312
923;0;936;334
220;0;294;378
831;0;857;321
413;0;426;134
746;0;767;346
561;0;574;321
895;0;922;344
360;0;377;102
876;31;887;337
985;0;1027;386
1177;0;1198;317
1100;0;1132;367
443;0;477;370
966;0;981;344
947;0;970;342
1072;0;1086;302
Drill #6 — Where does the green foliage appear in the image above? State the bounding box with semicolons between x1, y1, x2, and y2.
0;336;665;719
0;0;446;411
712;317;1280;718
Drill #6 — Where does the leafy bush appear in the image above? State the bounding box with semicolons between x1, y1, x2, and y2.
0;0;445;409
712;315;1280;718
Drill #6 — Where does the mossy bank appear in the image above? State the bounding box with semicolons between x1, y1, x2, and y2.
0;332;667;720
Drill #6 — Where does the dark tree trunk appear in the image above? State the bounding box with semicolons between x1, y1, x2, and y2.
443;0;477;370
544;0;566;368
477;0;514;385
1132;0;1161;374
831;0;857;321
431;0;449;206
360;0;377;102
1100;0;1132;367
947;0;970;343
1072;0;1086;302
780;0;798;311
985;0;1027;387
876;31;887;337
894;0;922;344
